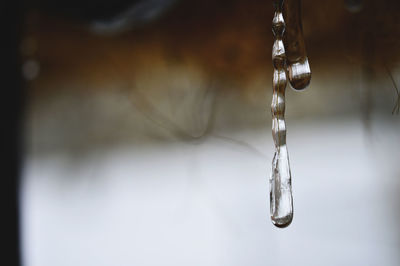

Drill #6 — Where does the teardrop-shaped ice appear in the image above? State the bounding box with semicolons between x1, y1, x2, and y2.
287;58;311;90
270;145;293;228
283;0;311;90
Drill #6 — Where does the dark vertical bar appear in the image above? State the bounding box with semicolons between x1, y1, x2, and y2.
0;1;23;266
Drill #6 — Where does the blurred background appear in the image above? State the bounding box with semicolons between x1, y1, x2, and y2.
13;0;400;265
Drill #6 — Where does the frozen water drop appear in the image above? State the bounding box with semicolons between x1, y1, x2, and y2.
287;58;311;90
270;145;293;228
283;0;312;90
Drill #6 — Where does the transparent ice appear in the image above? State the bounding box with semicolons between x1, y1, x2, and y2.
269;0;311;228
270;0;293;228
283;0;311;90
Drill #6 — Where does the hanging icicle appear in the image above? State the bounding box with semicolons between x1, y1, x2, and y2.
283;0;311;91
270;0;311;228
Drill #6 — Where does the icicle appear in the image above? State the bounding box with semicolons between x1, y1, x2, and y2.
283;0;311;90
270;0;293;228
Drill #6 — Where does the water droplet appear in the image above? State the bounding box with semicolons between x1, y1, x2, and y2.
287;58;311;90
283;0;311;90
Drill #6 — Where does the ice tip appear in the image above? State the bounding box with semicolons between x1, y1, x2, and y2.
288;58;311;91
271;214;293;228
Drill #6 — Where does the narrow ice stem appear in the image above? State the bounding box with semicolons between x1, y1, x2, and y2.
270;1;294;228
